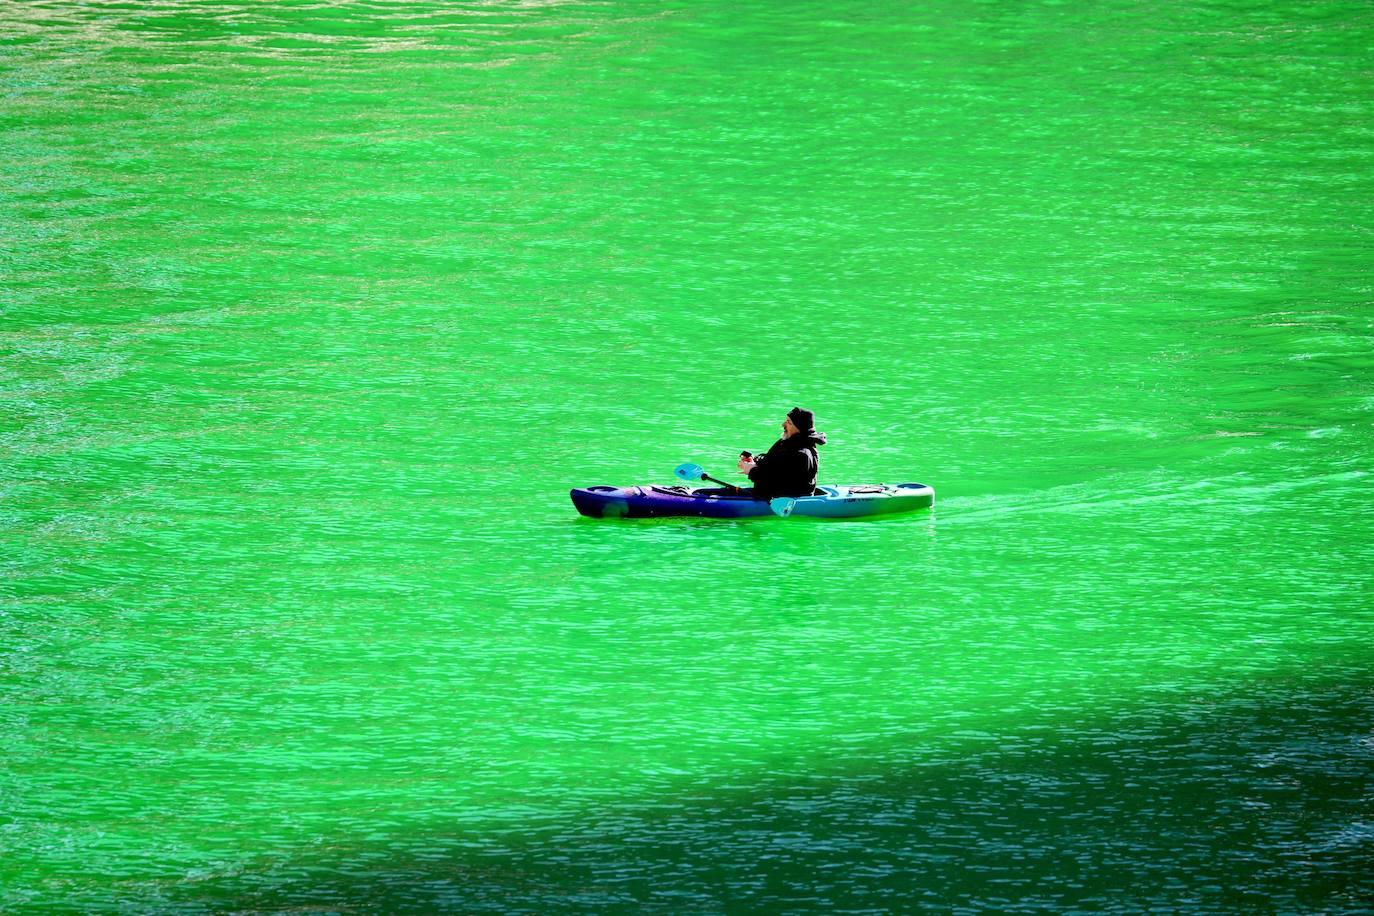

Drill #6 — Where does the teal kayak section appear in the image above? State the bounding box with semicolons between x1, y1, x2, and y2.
793;484;935;518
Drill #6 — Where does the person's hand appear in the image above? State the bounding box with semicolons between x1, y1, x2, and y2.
737;456;756;474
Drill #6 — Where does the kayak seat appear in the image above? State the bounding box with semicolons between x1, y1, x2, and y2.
690;486;752;499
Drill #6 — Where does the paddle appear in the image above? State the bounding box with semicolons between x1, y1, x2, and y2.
769;497;797;518
674;463;798;517
673;463;741;492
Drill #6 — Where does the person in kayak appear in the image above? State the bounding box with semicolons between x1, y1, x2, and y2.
737;407;826;500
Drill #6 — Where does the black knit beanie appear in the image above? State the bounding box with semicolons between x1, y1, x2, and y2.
787;407;815;431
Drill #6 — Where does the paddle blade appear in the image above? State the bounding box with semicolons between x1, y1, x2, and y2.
674;463;706;482
769;497;797;518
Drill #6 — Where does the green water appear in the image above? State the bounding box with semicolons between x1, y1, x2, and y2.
3;0;1372;910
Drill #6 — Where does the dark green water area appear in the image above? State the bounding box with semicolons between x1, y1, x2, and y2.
3;0;1372;911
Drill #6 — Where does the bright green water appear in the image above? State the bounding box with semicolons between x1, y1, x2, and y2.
3;0;1372;911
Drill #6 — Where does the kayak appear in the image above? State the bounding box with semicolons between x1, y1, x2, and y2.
569;482;935;520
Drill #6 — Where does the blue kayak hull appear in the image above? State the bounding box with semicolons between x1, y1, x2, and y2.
570;483;934;519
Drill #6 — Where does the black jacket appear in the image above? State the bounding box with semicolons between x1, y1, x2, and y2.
748;430;826;499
